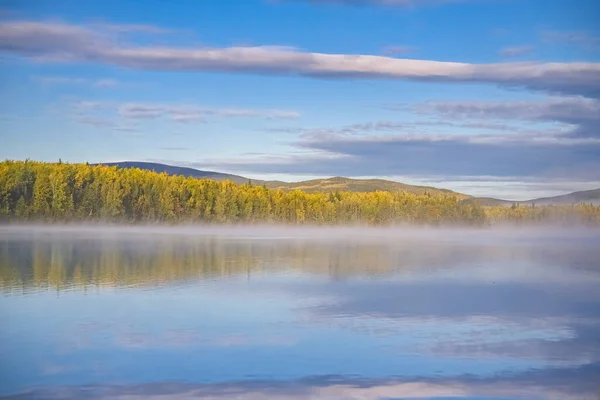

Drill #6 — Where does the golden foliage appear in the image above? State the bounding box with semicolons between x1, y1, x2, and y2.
1;160;598;226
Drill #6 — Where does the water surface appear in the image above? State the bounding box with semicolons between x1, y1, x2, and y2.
1;226;599;399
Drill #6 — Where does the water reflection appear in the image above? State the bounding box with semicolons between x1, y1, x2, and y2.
7;369;600;400
0;226;599;399
2;226;598;292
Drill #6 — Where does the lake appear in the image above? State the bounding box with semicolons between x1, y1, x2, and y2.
1;226;599;400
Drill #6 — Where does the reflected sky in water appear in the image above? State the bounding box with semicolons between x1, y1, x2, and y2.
0;226;599;400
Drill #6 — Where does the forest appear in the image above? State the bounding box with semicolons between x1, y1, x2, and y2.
1;160;599;226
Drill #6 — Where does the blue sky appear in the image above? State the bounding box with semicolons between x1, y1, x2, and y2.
1;0;599;199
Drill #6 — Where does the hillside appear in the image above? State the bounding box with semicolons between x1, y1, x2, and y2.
266;176;469;198
0;161;490;225
469;189;600;206
95;162;254;185
97;162;599;205
100;162;469;198
524;188;600;206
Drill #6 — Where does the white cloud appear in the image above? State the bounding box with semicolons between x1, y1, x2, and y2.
33;75;119;87
190;97;600;186
65;100;300;133
74;116;139;133
70;100;112;111
34;76;88;85
1;20;599;98
269;119;559;139
268;121;411;137
89;22;174;35
117;103;300;122
414;96;600;137
541;31;600;50
12;373;597;400
423;178;600;200
498;45;534;57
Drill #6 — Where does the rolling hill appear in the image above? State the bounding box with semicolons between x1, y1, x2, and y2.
99;161;468;198
266;176;469;198
98;161;600;205
465;189;600;206
523;188;600;206
94;162;254;185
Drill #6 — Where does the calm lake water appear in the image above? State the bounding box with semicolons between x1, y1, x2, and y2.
1;226;599;400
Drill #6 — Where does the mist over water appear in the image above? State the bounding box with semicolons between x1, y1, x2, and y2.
1;225;599;399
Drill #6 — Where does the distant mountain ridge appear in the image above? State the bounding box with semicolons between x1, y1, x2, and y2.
266;176;468;198
465;189;600;206
98;161;600;205
527;188;600;205
98;161;467;198
95;162;253;185
472;188;600;206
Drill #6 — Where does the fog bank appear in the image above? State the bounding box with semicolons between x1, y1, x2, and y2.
1;224;598;242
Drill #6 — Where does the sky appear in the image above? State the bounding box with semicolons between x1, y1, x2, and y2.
0;0;599;200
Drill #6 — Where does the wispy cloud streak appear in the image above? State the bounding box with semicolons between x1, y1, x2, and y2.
542;31;600;50
1;20;599;98
498;46;534;57
415;97;600;137
117;103;300;122
33;75;118;87
195;97;600;181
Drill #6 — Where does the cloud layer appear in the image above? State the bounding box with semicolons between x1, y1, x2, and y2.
198;97;600;183
415;96;600;137
33;75;118;87
2;17;598;193
202;133;600;179
117;103;300;122
542;31;600;50
498;45;534;57
67;101;300;132
1;20;599;98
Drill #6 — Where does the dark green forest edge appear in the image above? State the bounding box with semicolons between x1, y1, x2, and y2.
1;160;599;226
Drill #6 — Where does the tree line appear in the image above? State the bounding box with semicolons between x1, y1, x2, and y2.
0;160;598;226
